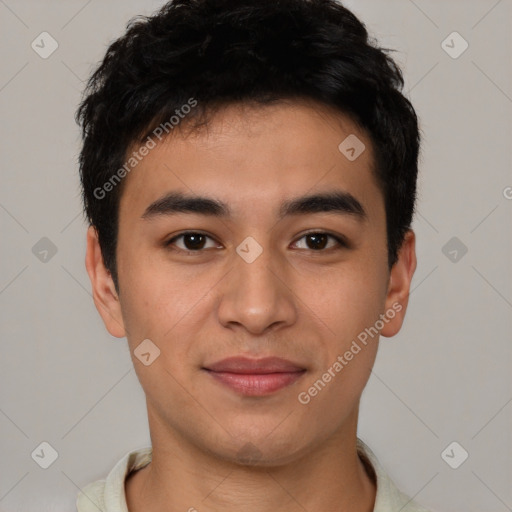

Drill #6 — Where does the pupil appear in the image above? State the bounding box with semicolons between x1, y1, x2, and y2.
182;234;328;251
308;234;327;250
185;234;205;250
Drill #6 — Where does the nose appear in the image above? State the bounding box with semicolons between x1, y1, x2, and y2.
217;239;297;335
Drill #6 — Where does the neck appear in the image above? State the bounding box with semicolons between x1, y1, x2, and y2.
126;407;376;512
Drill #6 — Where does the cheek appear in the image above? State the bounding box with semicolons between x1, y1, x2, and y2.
294;334;377;444
316;260;388;337
118;255;218;369
297;269;385;411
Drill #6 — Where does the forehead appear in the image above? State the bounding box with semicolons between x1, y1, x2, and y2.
118;100;382;223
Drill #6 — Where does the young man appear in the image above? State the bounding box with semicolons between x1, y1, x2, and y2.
76;0;429;510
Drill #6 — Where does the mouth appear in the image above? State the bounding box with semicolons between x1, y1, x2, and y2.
202;356;307;396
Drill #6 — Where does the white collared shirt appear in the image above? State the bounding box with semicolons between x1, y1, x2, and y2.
76;438;432;512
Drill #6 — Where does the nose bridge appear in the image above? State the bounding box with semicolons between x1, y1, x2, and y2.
217;234;296;333
235;236;277;291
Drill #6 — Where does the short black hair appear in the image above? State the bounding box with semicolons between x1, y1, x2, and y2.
76;0;420;293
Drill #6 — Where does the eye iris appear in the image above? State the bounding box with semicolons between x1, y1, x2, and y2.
307;233;328;250
184;234;206;250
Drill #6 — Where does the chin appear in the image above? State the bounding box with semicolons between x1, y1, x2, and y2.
203;429;312;468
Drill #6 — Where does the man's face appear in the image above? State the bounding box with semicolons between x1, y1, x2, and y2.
87;100;415;465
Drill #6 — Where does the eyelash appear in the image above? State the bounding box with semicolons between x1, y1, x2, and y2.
164;231;349;254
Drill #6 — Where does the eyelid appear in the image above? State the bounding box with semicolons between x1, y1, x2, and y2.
291;230;349;250
165;230;349;252
165;230;220;249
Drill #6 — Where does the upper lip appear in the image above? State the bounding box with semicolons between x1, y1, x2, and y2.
204;356;306;374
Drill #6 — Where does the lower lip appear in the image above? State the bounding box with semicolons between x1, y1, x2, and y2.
204;370;305;396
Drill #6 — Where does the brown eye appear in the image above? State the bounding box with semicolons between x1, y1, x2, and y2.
293;232;347;251
165;232;218;252
305;233;329;250
182;233;206;250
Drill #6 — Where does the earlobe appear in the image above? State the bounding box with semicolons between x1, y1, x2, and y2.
380;230;417;338
85;225;126;338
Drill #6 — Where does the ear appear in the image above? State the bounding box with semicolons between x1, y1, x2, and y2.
85;225;126;338
380;229;417;338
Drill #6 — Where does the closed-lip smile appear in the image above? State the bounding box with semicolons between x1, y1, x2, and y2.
203;356;306;396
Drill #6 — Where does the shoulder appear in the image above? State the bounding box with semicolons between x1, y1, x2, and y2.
75;446;152;512
76;479;106;512
357;438;433;512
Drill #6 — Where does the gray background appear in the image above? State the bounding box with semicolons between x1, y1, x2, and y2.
0;1;511;511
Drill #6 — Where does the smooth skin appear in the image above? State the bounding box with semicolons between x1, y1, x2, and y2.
85;99;416;512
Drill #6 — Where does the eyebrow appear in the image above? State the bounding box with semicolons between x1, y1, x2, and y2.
141;190;367;221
